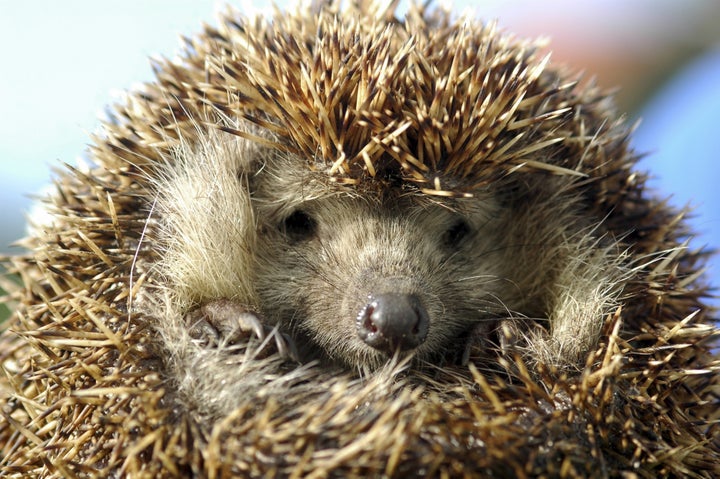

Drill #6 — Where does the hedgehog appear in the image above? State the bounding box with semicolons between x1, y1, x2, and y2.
1;1;718;477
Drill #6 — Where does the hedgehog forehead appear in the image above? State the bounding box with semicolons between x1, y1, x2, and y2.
249;149;475;222
250;153;398;214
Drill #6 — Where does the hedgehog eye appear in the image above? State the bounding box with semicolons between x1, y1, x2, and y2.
282;210;317;241
444;218;471;248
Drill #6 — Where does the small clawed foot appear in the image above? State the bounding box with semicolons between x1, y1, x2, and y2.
459;322;502;365
185;298;298;361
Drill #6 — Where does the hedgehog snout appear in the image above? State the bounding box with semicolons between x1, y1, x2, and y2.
356;293;430;354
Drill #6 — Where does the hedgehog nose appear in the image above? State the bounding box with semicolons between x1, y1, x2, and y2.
356;294;430;354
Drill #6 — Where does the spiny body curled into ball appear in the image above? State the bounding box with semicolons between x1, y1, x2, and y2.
1;2;718;477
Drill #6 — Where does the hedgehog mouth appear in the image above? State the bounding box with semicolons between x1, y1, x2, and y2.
293;309;502;372
342;326;493;372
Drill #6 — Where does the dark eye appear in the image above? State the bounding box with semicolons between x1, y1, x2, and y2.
282;210;317;242
444;218;471;248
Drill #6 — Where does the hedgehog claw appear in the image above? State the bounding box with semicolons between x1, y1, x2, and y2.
185;298;296;360
188;316;223;344
456;322;501;366
460;339;473;366
273;331;300;362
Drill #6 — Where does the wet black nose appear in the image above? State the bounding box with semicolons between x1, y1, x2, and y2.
356;293;430;354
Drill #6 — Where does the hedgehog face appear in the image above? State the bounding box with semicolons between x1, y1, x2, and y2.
250;152;516;370
154;128;622;372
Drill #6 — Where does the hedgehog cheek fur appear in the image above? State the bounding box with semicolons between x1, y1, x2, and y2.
150;129;262;314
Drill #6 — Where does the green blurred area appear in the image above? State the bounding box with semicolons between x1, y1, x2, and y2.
0;265;19;324
0;301;10;324
0;293;11;324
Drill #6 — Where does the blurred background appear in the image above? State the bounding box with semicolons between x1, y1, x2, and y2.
1;0;719;307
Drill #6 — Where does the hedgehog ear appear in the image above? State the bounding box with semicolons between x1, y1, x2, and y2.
210;124;277;190
234;151;256;186
236;149;267;195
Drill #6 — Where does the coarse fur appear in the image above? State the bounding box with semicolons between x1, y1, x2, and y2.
1;1;718;477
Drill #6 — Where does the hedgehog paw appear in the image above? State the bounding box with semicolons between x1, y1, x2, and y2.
457;322;499;365
185;298;298;360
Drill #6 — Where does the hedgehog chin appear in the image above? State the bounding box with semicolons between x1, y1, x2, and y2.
331;339;415;374
350;348;416;377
